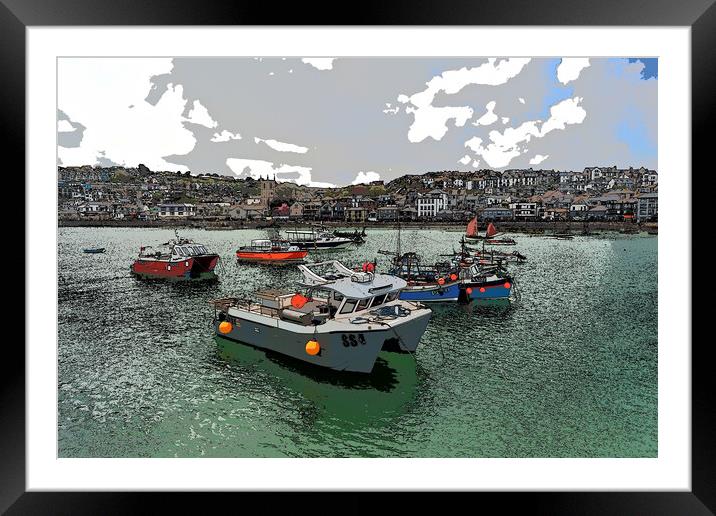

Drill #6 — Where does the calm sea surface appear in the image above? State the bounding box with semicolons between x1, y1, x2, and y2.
58;227;657;457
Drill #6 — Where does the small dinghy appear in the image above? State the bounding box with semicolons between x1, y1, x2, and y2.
83;247;106;254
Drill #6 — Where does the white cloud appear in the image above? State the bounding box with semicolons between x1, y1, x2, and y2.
226;158;334;187
464;96;586;168
254;137;309;154
400;58;531;143
501;117;510;124
185;100;217;128
351;171;381;185
472;160;481;168
211;130;242;142
557;58;590;85
529;154;550;165
57;120;76;132
472;101;498;126
383;106;400;115
397;94;410;104
406;105;473;143
57;58;195;171
518;97;526;104
459;155;471;165
301;58;335;71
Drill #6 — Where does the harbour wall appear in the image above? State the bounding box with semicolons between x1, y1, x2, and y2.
58;219;657;234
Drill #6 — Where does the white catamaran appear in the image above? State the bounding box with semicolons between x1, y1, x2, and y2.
211;261;432;373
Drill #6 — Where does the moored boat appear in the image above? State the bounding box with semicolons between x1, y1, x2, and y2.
211;260;432;372
236;239;308;264
83;247;106;254
285;228;353;250
130;232;219;281
485;237;517;245
333;227;367;244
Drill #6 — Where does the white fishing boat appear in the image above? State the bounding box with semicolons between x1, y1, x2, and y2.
211;261;432;373
284;228;353;250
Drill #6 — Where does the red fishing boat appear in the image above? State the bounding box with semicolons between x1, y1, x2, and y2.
130;232;220;281
236;239;308;264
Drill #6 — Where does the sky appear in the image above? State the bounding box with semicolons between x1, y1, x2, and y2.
57;57;657;187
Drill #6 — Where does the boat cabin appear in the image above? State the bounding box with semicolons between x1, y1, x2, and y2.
220;261;407;326
243;239;296;251
138;240;211;261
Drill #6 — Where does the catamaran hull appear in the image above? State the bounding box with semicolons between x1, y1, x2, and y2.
215;320;381;373
131;255;219;281
214;309;431;372
398;282;461;302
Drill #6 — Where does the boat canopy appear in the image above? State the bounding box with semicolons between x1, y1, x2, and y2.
297;260;406;299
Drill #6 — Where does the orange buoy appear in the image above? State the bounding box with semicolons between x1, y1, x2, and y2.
466;287;473;295
218;321;232;334
450;273;457;281
504;282;511;289
305;340;320;355
291;294;308;309
437;277;445;285
479;287;486;293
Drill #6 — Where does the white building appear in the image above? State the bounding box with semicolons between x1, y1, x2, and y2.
416;190;448;218
157;203;196;218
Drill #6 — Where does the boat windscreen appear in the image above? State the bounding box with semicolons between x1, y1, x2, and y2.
371;293;387;307
339;298;358;314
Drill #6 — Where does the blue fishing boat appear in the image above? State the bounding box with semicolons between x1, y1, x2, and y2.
378;221;513;303
83;247;106;254
387;253;463;302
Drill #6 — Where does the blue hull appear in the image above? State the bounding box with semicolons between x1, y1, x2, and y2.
399;282;461;302
464;284;511;300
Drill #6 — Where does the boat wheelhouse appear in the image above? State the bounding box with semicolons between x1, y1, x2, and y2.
131;233;219;281
236;239;308;264
211;260;432;373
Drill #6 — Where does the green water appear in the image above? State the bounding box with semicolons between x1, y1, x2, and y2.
58;227;657;457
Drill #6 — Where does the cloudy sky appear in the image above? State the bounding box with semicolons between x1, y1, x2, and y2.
58;57;657;187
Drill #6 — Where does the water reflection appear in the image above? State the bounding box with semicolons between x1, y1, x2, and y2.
215;337;419;426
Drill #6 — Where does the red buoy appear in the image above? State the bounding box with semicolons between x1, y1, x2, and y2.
291;293;308;308
466;287;473;295
437;277;445;285
450;273;457;281
366;262;375;272
479;287;486;293
504;282;511;289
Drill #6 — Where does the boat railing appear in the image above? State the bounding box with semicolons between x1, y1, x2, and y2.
210;297;283;317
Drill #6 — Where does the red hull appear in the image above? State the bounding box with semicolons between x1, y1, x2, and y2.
131;255;219;279
236;250;308;262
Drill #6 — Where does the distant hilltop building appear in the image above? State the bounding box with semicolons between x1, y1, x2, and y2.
259;175;277;207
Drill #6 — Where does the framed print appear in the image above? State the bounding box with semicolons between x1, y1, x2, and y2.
7;0;711;513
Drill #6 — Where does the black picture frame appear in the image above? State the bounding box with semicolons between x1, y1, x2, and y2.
5;0;709;513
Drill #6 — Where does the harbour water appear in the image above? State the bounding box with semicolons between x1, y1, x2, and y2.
58;227;657;457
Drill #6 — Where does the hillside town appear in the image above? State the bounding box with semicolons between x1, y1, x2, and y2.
58;164;658;226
